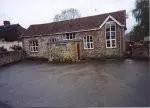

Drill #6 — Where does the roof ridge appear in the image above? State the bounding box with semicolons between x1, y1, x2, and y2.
30;10;125;27
23;10;126;36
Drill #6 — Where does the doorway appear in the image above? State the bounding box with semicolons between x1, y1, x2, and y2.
77;43;80;60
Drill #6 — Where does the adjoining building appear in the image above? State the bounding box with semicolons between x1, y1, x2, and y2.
0;21;26;51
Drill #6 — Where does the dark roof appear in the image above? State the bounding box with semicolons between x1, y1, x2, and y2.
23;10;126;36
0;24;26;41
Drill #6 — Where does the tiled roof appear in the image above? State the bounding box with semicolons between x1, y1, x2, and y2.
0;24;26;41
22;10;126;37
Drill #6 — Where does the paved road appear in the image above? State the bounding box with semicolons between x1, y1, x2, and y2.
0;59;149;107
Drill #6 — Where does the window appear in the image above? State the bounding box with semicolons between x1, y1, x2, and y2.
50;38;57;43
29;40;38;52
105;21;116;48
65;33;75;40
83;36;94;49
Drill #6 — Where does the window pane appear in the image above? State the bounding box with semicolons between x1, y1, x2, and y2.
30;46;32;51
67;35;69;39
111;32;115;39
33;47;35;51
72;33;75;39
30;40;38;52
87;43;90;48
87;36;90;42
106;32;110;39
91;43;93;48
83;37;86;42
34;47;36;51
70;35;72;39
66;33;69;39
111;25;115;31
66;33;76;39
36;47;39;51
51;38;56;42
112;40;116;47
36;42;38;46
90;36;93;42
32;41;35;46
66;33;69;36
84;36;93;49
70;35;73;39
107;40;110;47
106;23;110;31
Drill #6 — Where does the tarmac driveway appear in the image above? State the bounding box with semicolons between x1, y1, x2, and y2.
0;59;149;107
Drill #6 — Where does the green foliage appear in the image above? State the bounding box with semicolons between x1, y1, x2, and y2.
130;25;144;41
52;52;73;63
130;0;149;41
132;0;149;25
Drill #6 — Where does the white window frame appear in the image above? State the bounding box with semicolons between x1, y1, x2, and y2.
105;21;117;48
83;35;94;49
65;33;76;40
29;40;39;52
50;37;57;43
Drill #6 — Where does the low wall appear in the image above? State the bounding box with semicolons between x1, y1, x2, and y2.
0;41;22;51
0;51;24;66
131;44;149;59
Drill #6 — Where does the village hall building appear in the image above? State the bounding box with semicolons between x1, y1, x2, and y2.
22;10;126;61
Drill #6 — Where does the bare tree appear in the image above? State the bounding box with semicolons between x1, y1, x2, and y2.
54;8;81;22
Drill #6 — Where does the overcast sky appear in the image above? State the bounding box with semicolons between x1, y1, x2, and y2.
0;0;136;33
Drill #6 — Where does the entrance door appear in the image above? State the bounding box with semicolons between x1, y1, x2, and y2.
77;43;80;60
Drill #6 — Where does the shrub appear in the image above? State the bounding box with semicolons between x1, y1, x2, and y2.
52;52;73;63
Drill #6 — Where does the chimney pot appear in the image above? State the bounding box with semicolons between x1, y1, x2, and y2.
3;21;10;27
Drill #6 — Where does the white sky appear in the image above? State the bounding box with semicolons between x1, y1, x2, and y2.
0;0;137;33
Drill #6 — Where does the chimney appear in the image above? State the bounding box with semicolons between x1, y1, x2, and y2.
3;21;10;27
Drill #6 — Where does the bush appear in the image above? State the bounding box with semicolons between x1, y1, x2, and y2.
52;53;73;63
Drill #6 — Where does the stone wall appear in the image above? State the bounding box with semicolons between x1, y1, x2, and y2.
23;36;49;58
22;22;125;59
0;51;24;66
47;41;82;62
75;24;124;58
